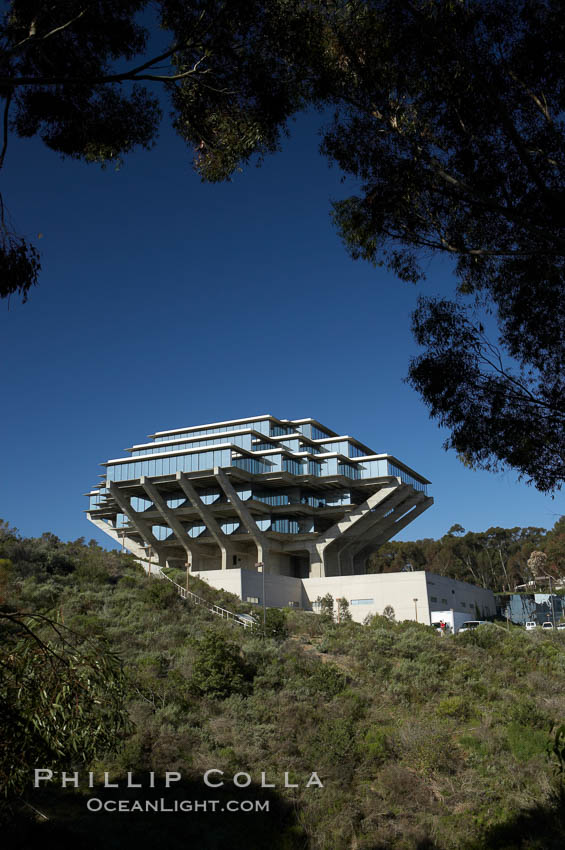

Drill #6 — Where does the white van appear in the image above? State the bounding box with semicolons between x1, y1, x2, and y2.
525;621;537;631
458;620;488;633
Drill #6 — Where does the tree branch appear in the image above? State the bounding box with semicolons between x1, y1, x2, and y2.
0;41;204;89
471;330;563;413
0;91;12;171
7;6;93;55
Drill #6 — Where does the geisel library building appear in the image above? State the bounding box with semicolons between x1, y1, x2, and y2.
86;415;496;626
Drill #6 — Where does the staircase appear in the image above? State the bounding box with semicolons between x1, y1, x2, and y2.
158;569;254;628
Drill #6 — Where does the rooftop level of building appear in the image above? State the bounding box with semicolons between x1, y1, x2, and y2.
148;415;342;442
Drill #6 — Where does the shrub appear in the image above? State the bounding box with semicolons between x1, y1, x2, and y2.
190;633;254;699
364;726;393;763
317;593;335;624
142;579;179;609
264;607;289;640
457;623;501;650
506;722;549;762
308;714;358;774
399;721;459;775
306;663;348;699
436;695;471;720
337;597;352;622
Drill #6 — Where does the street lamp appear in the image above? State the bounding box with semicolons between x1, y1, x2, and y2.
549;574;556;628
256;562;265;633
413;598;418;622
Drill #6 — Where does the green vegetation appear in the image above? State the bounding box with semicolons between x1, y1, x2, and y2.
369;518;565;593
3;521;565;848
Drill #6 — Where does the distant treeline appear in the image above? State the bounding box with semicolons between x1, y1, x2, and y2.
368;518;565;593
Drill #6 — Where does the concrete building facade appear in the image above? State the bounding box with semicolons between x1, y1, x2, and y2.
86;414;497;627
86;414;433;579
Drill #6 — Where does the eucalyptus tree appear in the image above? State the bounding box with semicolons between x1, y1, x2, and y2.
2;1;563;490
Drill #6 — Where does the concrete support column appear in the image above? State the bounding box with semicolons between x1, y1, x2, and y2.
87;515;148;561
352;544;375;574
140;477;195;566
108;483;167;567
376;495;433;542
305;543;324;578
336;544;355;575
312;485;400;576
177;472;233;569
214;467;270;566
346;493;433;571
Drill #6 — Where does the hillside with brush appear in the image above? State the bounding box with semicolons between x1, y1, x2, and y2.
2;522;565;849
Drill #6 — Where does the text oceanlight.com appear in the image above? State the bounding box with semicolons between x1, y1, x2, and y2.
86;798;269;813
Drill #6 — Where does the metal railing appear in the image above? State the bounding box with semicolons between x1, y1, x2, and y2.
158;569;253;628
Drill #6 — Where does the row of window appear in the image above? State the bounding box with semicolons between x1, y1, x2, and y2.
297;423;333;441
429;596;473;608
232;457;275;474
338;462;362;480
270;424;295;436
131;433;253;456
102;450;427;495
388;462;427;493
107;449;232;481
154;422;264;441
103;486;356;519
283;458;304;476
320;440;365;459
254;492;289;506
271;519;300;534
349;445;366;458
150;516;304;538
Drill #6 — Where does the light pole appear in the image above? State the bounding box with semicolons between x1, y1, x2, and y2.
413;598;418;622
256;562;265;633
550;574;556;628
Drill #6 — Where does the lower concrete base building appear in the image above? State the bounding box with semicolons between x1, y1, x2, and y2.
193;566;497;628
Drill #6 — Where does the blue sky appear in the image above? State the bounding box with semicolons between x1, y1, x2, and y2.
0;109;561;546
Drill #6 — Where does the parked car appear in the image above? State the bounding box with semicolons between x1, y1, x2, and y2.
557;624;565;631
542;621;554;630
525;621;537;631
458;620;489;633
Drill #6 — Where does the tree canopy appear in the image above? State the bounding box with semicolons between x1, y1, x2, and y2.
0;0;317;300
366;518;565;593
319;0;565;491
1;0;563;490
